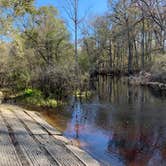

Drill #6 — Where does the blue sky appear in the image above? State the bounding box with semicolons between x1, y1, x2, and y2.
35;0;108;16
35;0;108;40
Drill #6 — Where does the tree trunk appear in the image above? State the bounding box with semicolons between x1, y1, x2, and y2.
74;0;79;89
109;39;112;72
141;14;145;70
127;25;133;74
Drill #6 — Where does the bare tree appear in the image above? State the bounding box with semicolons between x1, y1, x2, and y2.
137;0;166;53
64;0;80;87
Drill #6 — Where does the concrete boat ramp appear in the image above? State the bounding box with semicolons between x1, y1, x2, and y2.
0;104;100;166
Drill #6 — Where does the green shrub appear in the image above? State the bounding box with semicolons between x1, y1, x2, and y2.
150;54;166;83
22;88;60;108
151;54;166;74
24;88;33;96
24;88;42;98
46;99;58;108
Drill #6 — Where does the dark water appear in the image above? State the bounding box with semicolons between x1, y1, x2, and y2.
53;77;166;166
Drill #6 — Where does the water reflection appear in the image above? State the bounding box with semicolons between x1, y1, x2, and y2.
63;77;166;166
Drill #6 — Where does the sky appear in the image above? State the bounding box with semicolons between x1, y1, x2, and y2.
35;0;108;39
35;0;108;16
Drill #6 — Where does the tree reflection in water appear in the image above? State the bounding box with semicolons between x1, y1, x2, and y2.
64;76;166;166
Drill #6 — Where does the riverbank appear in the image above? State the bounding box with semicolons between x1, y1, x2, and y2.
129;71;166;92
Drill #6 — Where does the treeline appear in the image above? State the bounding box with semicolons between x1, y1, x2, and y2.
0;1;75;100
0;0;165;101
79;0;165;75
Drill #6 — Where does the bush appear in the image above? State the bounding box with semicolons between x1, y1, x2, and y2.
46;99;58;108
24;88;42;98
22;88;60;108
150;54;166;83
151;54;166;74
24;88;33;96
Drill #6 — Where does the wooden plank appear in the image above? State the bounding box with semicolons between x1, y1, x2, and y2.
35;134;85;166
8;106;87;166
10;107;86;166
2;108;59;166
11;107;71;145
66;145;100;166
0;110;22;166
11;107;48;135
5;104;61;135
1;104;100;166
24;110;61;135
53;135;71;144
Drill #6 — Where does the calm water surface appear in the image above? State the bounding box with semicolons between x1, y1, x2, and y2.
47;77;166;166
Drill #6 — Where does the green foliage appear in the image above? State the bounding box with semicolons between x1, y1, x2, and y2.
79;53;90;73
24;89;33;96
80;0;166;74
74;90;92;99
24;88;42;98
0;4;75;100
0;0;165;109
151;54;166;74
45;99;58;108
24;97;59;108
0;0;35;15
22;88;59;108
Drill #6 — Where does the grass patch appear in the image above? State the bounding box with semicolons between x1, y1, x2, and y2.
15;88;63;108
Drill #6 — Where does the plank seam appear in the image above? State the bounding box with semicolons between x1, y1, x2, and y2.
0;110;30;166
24;111;62;136
24;110;90;166
11;109;61;166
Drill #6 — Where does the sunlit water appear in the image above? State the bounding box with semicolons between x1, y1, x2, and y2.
47;77;166;166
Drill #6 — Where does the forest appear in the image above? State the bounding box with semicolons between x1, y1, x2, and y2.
0;1;166;166
0;0;165;105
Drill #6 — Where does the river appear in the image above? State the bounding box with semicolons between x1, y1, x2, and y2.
43;76;166;166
